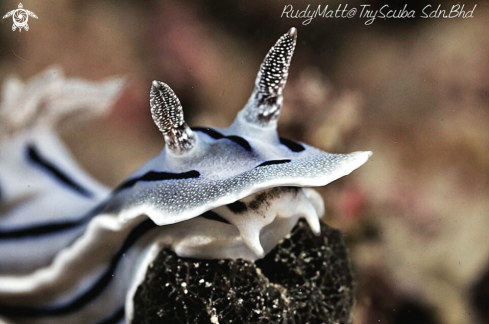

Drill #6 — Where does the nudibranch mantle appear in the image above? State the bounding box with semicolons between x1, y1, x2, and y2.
0;28;370;324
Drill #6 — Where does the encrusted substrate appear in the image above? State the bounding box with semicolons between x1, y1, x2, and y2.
132;220;354;323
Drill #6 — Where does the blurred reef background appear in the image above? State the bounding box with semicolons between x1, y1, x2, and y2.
1;0;489;323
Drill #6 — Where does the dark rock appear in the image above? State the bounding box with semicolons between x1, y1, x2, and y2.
132;220;354;324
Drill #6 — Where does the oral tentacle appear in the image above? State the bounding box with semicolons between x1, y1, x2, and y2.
240;229;265;258
210;187;322;258
303;188;326;219
301;200;321;236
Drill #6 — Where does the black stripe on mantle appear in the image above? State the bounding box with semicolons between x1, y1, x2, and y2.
114;170;200;193
26;144;94;198
193;127;252;152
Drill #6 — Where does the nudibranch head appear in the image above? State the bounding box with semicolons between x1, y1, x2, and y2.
105;28;372;260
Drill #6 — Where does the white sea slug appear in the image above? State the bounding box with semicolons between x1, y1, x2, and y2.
0;28;371;323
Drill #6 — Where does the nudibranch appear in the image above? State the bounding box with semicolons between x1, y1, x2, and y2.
0;28;371;323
